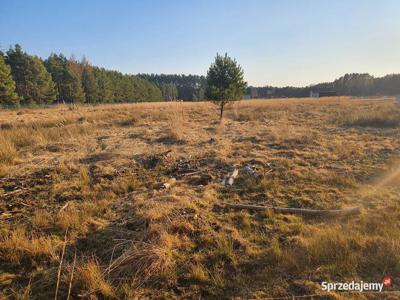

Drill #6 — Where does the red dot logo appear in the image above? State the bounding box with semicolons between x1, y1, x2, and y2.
383;276;393;287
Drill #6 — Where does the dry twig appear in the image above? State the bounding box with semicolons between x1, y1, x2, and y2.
226;203;361;218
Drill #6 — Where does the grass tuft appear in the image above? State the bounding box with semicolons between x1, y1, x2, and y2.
0;227;58;265
76;259;115;298
0;134;17;164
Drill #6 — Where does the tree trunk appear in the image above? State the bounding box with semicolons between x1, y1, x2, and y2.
220;101;225;119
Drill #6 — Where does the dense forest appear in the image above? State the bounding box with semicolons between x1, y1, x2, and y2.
138;74;206;101
2;44;400;107
0;45;209;107
0;45;189;107
248;73;400;98
0;45;163;107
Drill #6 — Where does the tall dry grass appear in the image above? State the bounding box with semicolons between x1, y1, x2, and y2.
335;102;400;128
0;134;17;164
1;98;399;299
163;103;188;142
106;228;178;288
0;227;59;265
76;259;115;298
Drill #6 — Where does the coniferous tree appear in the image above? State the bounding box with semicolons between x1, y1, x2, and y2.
29;56;57;104
68;55;86;77
160;83;178;100
81;67;99;103
64;68;85;103
45;54;85;103
5;44;31;103
6;45;56;105
205;53;247;119
0;54;20;107
138;73;206;100
93;67;113;102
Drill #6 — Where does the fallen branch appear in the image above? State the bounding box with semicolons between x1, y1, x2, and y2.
225;203;361;218
1;188;28;196
161;150;172;158
177;170;202;177
59;202;70;214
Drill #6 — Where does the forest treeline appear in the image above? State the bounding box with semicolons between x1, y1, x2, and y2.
2;44;400;107
248;73;400;98
138;74;206;101
0;45;205;107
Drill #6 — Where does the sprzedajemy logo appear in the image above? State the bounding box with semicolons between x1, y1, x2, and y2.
321;277;393;293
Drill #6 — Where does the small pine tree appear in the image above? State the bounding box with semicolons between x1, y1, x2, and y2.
205;53;247;119
0;54;20;107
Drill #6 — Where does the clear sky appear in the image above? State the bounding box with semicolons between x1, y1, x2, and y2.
1;0;400;87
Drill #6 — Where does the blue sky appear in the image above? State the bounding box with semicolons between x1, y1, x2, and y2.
1;0;400;86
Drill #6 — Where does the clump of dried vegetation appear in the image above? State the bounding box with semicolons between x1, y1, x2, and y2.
334;101;400;128
0;98;400;299
163;103;189;143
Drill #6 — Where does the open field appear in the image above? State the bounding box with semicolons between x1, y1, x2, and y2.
0;97;400;299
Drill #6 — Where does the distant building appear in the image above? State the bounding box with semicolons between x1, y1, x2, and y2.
309;90;337;98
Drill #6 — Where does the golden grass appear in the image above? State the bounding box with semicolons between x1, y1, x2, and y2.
1;97;400;299
334;101;400;128
291;212;400;279
107;237;177;286
0;227;59;265
163;103;188;142
0;134;17;164
32;209;53;229
6;127;45;148
76;259;115;298
188;263;209;283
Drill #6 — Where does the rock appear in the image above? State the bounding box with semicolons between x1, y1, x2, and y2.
242;165;260;178
163;178;176;189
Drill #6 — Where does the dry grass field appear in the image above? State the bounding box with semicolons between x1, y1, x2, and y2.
0;97;400;299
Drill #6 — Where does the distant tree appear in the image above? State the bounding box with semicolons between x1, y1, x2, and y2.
93;67;114;102
29;56;57;104
6;45;56;105
5;45;30;103
334;73;374;96
0;54;20;107
373;74;400;95
248;87;259;98
65;67;85;103
192;86;205;101
138;73;206;101
160;83;178;101
91;68;161;103
205;53;247;119
68;54;88;77
81;67;99;103
45;54;85;103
